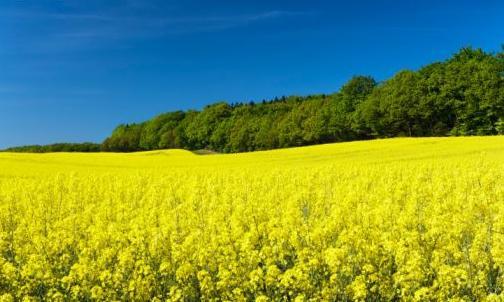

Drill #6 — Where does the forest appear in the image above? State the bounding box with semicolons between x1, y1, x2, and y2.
3;143;101;153
4;47;504;153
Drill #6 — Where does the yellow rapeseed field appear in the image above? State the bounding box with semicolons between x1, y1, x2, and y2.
0;137;503;301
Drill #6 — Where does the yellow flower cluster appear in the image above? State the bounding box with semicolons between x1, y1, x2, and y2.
0;137;503;301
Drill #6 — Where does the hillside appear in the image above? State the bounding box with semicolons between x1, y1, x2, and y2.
0;137;503;300
2;136;503;175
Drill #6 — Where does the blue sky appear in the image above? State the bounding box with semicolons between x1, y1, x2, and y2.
0;0;503;148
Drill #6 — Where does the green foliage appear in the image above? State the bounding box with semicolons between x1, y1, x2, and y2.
139;111;186;150
99;47;502;153
497;118;504;134
102;124;144;152
5;47;503;153
3;143;101;153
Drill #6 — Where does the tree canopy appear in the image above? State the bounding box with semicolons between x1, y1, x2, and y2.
5;47;504;153
101;47;503;153
3;143;101;153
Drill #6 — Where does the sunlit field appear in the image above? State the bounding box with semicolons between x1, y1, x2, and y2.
0;137;503;301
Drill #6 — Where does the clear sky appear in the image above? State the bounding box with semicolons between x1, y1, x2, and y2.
1;0;503;148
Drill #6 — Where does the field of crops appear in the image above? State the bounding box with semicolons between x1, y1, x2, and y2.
0;137;503;301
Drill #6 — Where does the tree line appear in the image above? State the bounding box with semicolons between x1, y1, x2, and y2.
4;47;504;153
3;143;101;153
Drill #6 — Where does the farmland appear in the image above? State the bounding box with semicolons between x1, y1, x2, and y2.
0;137;503;301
